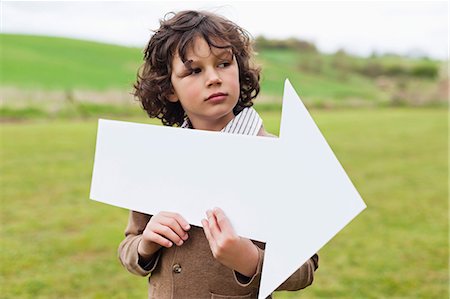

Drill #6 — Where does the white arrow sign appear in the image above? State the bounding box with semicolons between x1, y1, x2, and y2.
90;79;366;298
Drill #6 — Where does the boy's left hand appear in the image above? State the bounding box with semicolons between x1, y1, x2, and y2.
201;207;259;278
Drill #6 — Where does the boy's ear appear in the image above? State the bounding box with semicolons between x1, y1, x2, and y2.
167;93;178;103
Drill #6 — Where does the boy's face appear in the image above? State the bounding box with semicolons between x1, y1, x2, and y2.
169;37;240;131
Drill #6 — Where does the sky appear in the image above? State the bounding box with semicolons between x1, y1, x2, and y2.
1;1;449;59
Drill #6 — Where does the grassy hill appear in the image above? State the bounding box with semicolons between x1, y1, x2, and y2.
258;49;383;102
1;34;141;90
1;34;447;115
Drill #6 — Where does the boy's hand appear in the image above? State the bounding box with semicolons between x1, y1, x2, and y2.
201;207;259;278
138;211;191;258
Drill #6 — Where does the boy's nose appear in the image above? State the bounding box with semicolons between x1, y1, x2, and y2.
206;69;222;86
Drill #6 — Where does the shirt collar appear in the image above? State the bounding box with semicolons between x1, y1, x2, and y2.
180;107;262;136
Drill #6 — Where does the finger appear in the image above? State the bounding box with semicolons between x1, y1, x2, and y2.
212;207;234;235
161;212;191;231
201;218;216;251
147;230;173;248
206;209;221;239
153;223;184;246
159;215;189;241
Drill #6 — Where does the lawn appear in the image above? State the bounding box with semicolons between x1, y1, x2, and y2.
0;108;448;298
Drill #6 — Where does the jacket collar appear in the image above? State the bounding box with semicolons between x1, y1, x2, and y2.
180;107;262;136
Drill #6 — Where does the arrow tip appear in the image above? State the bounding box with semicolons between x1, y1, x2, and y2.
280;78;306;140
284;78;291;86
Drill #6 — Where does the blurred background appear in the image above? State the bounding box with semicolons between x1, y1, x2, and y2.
1;1;448;298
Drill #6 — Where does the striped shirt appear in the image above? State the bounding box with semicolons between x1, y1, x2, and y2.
180;107;263;136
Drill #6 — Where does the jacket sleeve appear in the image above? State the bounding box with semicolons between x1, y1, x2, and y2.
232;241;318;292
232;243;265;288
275;253;319;291
118;211;161;276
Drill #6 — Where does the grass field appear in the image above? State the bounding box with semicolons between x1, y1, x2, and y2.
0;108;447;298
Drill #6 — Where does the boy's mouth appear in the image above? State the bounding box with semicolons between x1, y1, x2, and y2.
206;92;228;101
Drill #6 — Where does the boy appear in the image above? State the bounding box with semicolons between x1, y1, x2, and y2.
119;10;318;299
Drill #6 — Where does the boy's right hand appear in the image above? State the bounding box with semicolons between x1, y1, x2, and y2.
138;211;191;258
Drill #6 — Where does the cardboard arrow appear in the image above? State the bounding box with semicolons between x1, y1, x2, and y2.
90;79;366;298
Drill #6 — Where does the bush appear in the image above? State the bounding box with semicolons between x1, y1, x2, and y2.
385;64;409;77
255;36;317;53
410;64;438;79
298;56;324;74
358;61;384;78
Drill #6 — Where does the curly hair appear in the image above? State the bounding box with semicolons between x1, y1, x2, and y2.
133;10;261;126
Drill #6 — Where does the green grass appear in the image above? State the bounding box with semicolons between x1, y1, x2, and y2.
2;34;446;107
258;50;382;102
1;34;141;90
0;108;447;298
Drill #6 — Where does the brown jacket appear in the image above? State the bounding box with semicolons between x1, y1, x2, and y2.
118;127;319;298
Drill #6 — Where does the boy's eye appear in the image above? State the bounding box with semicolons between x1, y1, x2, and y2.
218;62;230;68
188;68;201;75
